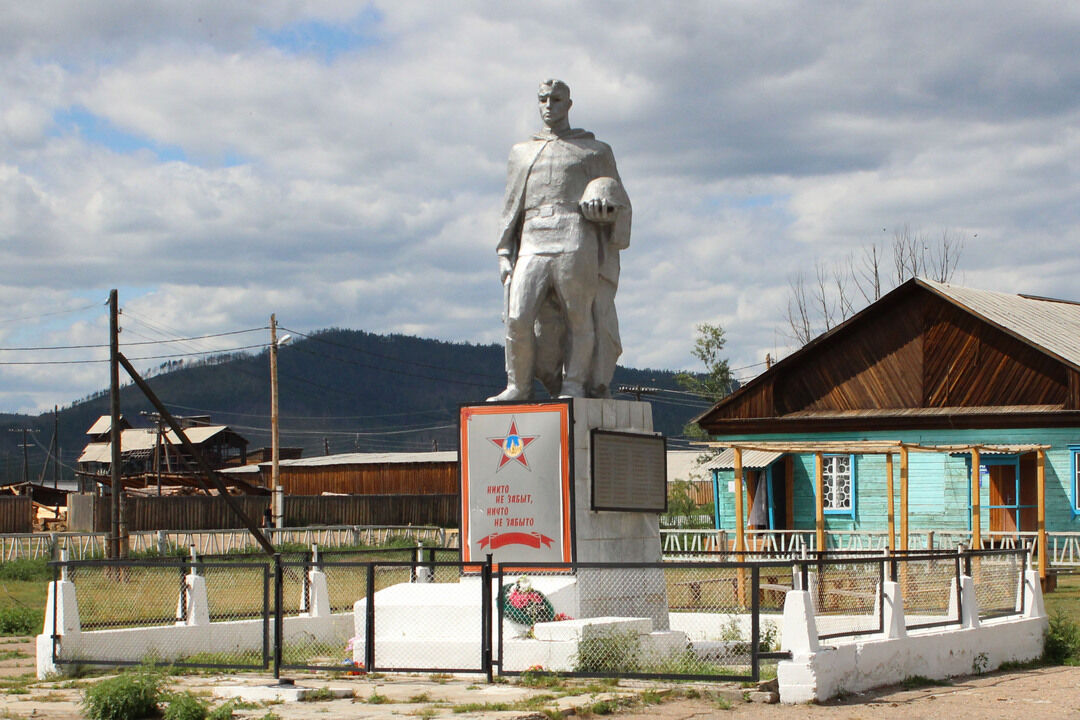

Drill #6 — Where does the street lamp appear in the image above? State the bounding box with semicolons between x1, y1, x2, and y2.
270;315;291;529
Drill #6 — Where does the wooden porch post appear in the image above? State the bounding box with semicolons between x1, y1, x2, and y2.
733;447;745;553
899;446;909;551
886;453;895;554
1037;448;1047;580
971;447;981;549
815;451;825;552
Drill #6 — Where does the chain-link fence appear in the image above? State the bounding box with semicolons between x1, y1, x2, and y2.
46;546;1030;679
51;559;270;670
496;561;788;682
967;549;1026;621
892;552;962;631
799;556;884;640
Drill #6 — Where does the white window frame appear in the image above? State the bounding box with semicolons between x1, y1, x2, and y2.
822;454;855;517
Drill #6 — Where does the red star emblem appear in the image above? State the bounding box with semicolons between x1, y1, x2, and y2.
488;418;537;470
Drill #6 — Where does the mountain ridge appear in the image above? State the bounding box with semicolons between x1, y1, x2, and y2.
0;328;711;484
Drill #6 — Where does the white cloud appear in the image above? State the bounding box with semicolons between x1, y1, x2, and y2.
0;1;1078;414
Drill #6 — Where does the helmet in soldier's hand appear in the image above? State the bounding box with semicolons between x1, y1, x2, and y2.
580;177;627;225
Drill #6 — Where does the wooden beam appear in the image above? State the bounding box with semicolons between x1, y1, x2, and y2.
815;451;825;552
886;453;895;553
785;456;794;530
1037;448;1047;580
733;447;745;553
899;446;909;551
971;447;981;550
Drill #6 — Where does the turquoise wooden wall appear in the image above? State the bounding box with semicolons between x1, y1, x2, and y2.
711;426;1080;533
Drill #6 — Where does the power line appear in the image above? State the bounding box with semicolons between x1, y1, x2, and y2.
158;401;453;422
0;327;267;352
227;422;457;437
0;343;266;365
0;302;100;327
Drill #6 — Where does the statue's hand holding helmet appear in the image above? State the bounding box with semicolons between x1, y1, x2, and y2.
580;177;627;225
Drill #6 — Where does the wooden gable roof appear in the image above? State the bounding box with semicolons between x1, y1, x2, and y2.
697;278;1080;434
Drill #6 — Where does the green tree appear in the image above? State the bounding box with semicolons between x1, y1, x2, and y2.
675;323;733;438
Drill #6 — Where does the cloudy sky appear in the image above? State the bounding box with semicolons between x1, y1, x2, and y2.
2;1;1078;416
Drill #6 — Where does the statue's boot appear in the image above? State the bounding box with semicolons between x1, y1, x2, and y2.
487;339;534;402
558;380;586;398
486;385;533;402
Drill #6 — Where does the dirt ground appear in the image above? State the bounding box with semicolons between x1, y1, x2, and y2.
622;666;1080;720
3;635;1078;719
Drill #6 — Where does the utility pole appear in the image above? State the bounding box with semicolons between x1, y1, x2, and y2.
52;406;59;489
109;289;122;560
7;428;37;487
270;314;282;530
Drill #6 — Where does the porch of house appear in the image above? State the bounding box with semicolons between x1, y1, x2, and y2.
678;440;1069;586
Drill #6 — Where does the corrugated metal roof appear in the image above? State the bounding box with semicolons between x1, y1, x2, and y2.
921;278;1080;371
77;426;231;464
781;405;1063;419
251;451;459;468
703;448;785;470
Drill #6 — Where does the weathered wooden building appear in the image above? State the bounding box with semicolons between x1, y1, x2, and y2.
696;278;1080;574
223;451;458;495
77;415;250;488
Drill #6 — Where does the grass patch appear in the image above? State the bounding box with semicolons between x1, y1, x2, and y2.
0;649;28;661
365;691;391;704
0;559;51;582
451;701;511;713
163;690;210;720
0;606;41;636
407;692;431;703
81;666;165;720
900;675;951;689
299;687;337;702
573;631;640;674
519;667;566;689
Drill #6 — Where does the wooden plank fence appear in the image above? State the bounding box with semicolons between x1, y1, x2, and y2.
0;496;32;533
68;494;458;532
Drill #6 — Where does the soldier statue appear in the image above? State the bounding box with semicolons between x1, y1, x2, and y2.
488;79;631;402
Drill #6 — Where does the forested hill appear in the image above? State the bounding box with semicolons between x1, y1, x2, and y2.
0;329;712;484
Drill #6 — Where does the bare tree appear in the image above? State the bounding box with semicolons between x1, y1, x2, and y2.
786;270;813;345
783;225;964;346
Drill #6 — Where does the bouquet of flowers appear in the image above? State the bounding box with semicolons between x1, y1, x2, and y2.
500;575;555;626
343;636;366;675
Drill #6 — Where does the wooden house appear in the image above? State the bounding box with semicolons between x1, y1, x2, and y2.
695;278;1080;577
77;415;250;487
223;451;459;495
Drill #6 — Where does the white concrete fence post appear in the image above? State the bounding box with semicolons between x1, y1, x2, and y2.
176;546;210;627
303;543;330;618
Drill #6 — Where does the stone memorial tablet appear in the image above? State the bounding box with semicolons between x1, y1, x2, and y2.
590;429;667;512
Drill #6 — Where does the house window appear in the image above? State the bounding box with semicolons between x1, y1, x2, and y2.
823;454;854;515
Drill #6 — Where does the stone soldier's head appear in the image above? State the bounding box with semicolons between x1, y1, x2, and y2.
538;79;572;130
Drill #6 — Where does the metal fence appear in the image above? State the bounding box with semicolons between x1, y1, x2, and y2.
966;548;1026;621
496;560;790;682
47;546;1029;680
892;551;963;632
798;555;884;640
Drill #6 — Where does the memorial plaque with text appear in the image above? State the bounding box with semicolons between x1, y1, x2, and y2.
459;402;573;565
590;429;667;512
